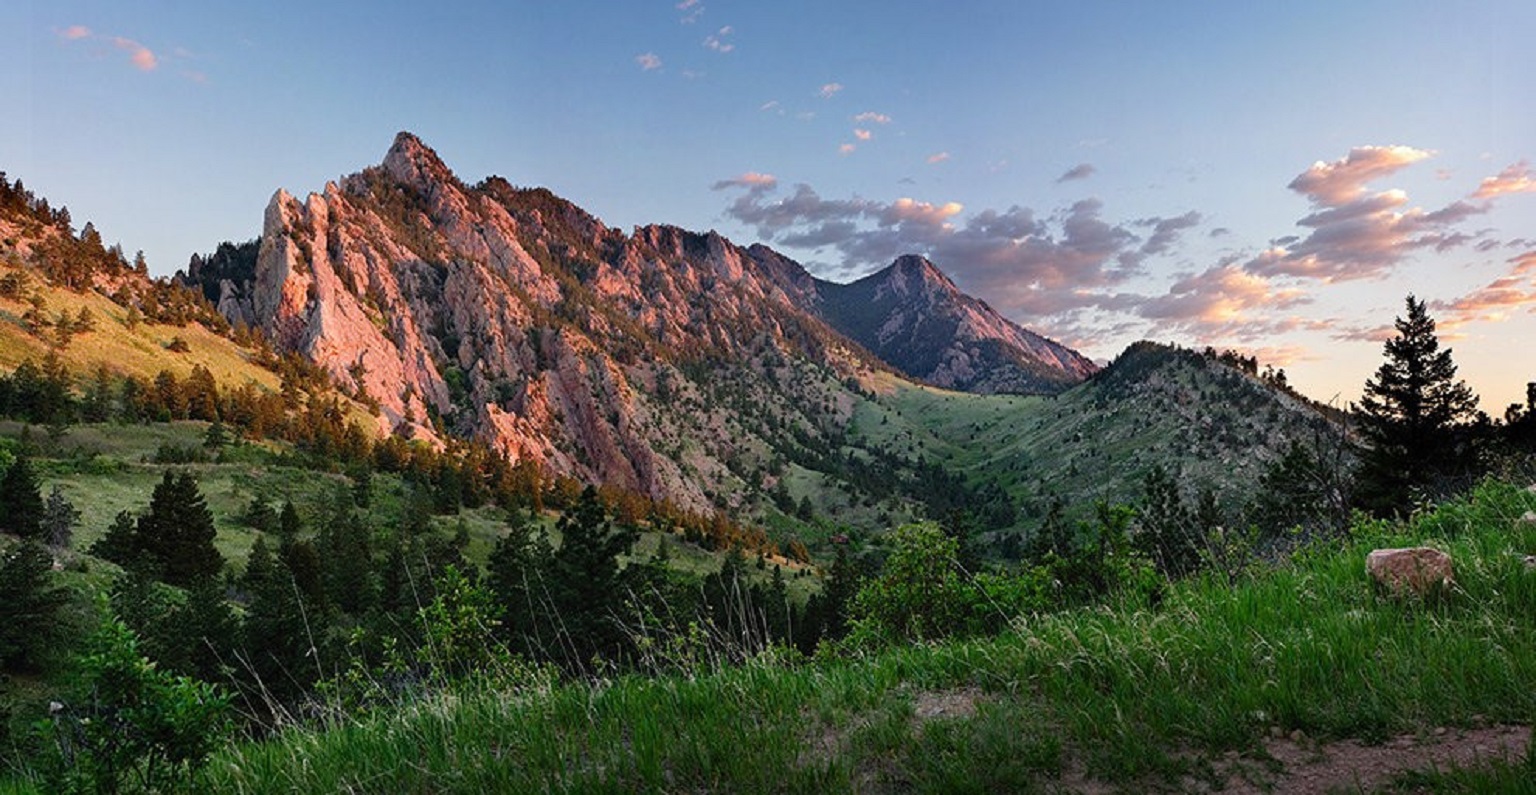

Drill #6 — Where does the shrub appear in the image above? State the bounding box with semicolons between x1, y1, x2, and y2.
34;615;231;794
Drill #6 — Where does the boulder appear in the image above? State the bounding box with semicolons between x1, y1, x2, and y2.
1366;547;1454;597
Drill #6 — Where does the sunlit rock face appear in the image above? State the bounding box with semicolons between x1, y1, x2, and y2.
192;132;1097;512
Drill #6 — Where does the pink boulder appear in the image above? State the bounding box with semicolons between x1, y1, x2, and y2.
1366;547;1455;597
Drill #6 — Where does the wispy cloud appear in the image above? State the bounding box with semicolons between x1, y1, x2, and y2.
59;25;160;72
1473;161;1536;199
704;26;734;53
1057;163;1096;183
113;37;158;71
1431;250;1536;330
838;143;856;155
818;82;843;99
853;128;872;142
853;111;891;125
677;0;704;23
927;151;950;164
635;52;663;71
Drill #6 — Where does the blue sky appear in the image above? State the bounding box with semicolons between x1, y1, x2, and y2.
5;1;1535;411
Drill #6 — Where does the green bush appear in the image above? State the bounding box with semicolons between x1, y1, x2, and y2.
32;614;231;794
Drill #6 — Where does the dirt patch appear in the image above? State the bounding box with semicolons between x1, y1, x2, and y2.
1204;724;1530;794
911;688;983;722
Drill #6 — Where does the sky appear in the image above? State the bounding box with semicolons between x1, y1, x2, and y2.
5;1;1536;412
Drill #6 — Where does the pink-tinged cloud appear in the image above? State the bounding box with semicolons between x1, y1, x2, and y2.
1057;163;1096;183
711;172;777;192
853;128;872;141
926;151;950;164
60;25;92;40
1287;145;1432;206
838;143;856;155
635;52;662;71
853;111;891;124
1137;265;1308;325
819;82;843;99
880;198;963;228
1333;324;1398;344
1473;161;1536;199
112;37;158;71
1432;249;1536;329
1247;145;1491;282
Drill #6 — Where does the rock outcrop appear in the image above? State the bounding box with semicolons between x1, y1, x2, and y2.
1366;547;1455;597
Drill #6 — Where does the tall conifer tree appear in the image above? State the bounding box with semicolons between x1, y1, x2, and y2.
1356;295;1478;514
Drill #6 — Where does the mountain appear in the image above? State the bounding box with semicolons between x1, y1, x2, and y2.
169;132;1344;546
178;133;1088;518
815;254;1097;394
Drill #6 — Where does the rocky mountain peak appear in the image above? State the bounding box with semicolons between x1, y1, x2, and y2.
381;130;457;195
881;254;959;298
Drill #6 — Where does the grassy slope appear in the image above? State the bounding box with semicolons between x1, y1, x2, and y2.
125;479;1536;795
861;346;1338;533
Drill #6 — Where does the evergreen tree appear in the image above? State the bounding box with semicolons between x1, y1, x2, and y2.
1134;465;1200;578
0;456;46;540
487;510;553;654
41;484;80;550
92;510;143;570
1356;295;1478;514
546;486;637;667
138;471;224;586
0;540;68;672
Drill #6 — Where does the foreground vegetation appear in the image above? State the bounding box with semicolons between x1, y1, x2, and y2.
4;479;1530;793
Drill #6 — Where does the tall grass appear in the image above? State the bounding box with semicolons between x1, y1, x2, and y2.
8;480;1534;793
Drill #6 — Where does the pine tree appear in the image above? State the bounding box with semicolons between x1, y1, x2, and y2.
1356;295;1478;514
138;471;224;586
547;486;637;667
0;540;68;672
0;457;46;540
41;484;80;550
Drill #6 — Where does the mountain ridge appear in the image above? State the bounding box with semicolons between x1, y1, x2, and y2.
177;133;1104;519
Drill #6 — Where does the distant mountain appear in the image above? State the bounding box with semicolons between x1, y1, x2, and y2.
814;254;1097;394
177;133;1095;516
162;132;1345;544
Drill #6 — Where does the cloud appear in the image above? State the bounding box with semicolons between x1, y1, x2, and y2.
113;37;158;71
713;179;1207;319
1136;265;1308;326
1136;211;1203;258
818;82;843;99
1057;163;1096;183
1431;249;1536;329
853;128;872;142
635;52;663;71
711;172;778;192
1473;161;1536;199
704;26;734;52
926;152;950;164
853;111;891;124
677;0;704;23
59;25;159;72
1286;145;1432;206
1246;145;1491;282
838;143;856;155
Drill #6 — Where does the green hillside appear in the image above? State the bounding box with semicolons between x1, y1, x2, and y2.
8;478;1526;794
